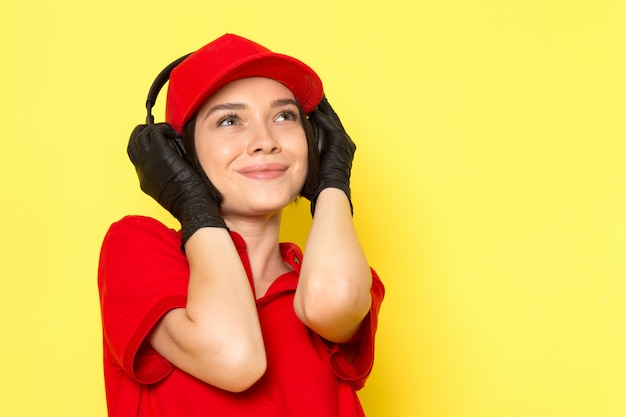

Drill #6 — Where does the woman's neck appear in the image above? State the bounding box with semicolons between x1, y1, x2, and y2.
224;212;290;297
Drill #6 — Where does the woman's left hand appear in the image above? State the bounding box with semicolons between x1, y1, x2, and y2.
307;96;356;214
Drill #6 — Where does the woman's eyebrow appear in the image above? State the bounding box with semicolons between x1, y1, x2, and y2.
271;98;298;108
204;103;247;119
203;98;297;120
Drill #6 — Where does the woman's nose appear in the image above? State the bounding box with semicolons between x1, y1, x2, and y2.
247;122;281;154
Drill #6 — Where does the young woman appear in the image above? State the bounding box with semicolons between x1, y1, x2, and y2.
98;33;384;417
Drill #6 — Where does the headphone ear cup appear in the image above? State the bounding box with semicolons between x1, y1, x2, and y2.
310;116;326;154
171;135;187;160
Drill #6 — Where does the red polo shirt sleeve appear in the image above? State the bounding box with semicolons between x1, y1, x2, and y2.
324;269;385;390
98;215;188;384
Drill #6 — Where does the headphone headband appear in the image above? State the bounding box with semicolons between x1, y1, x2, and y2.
145;53;192;125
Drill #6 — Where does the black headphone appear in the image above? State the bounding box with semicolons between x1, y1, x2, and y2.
145;53;192;126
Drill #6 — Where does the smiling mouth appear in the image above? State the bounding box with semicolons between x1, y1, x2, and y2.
238;163;288;180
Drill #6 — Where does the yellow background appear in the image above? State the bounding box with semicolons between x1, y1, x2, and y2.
1;0;625;416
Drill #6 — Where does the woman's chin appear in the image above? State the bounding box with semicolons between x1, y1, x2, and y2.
222;194;298;217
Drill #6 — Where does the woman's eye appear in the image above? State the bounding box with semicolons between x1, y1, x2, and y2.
276;110;298;122
217;114;239;126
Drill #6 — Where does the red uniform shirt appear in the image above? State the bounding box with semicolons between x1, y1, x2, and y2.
98;215;384;417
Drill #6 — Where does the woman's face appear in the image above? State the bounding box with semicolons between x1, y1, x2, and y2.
194;77;308;217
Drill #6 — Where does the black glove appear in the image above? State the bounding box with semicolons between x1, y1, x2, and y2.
127;123;227;246
307;96;356;215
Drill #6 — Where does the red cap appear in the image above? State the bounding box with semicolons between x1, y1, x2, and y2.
165;34;324;133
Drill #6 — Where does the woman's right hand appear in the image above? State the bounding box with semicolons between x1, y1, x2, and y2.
127;123;227;244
